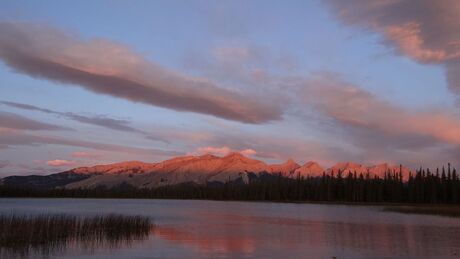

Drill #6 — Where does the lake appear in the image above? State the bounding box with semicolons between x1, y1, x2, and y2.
0;198;459;258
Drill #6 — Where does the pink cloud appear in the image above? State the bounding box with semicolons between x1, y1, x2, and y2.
384;23;447;63
0;22;282;124
303;76;460;146
240;149;257;156
46;159;76;167
193;146;257;157
326;0;460;94
195;146;232;156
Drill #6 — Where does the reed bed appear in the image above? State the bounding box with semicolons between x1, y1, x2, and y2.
0;213;153;258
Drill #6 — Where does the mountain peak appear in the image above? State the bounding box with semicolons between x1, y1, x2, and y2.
285;158;297;165
329;161;366;173
303;161;320;167
294;161;324;177
268;159;300;176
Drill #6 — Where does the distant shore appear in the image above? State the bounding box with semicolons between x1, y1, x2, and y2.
1;193;460;218
382;205;460;218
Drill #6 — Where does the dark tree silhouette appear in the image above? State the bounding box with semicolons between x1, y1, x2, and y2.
1;164;459;204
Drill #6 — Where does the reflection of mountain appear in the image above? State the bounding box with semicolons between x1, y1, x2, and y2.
151;213;460;258
153;226;256;254
0;153;413;189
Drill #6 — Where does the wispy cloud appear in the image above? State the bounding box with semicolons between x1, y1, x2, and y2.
0;22;282;124
0;111;67;131
1;100;169;142
71;151;101;159
0;160;9;169
0;130;182;157
3;101;141;133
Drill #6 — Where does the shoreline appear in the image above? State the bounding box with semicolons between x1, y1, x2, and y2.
1;196;460;217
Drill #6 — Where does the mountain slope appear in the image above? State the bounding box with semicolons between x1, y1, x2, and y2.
268;159;300;177
0;171;90;189
294;162;324;177
327;162;368;175
65;153;273;189
0;154;415;189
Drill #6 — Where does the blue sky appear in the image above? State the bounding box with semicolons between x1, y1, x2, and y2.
1;0;459;175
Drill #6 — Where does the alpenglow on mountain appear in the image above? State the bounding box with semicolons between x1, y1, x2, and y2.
0;153;413;189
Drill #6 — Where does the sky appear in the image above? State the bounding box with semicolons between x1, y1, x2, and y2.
1;0;460;176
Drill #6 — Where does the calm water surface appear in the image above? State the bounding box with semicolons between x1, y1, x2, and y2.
0;198;459;258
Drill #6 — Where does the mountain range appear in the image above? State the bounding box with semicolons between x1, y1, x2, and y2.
0;152;413;189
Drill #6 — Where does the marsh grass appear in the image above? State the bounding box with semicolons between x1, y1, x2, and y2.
0;214;152;258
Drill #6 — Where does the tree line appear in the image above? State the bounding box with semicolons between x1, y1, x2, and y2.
1;164;459;204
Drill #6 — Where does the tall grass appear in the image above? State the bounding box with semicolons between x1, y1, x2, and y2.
0;214;153;258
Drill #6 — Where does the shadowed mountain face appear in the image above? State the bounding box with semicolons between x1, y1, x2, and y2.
0;153;413;190
0;172;90;189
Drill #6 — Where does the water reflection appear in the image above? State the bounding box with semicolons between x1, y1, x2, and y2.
153;226;256;254
0;199;460;258
0;214;153;258
150;211;460;258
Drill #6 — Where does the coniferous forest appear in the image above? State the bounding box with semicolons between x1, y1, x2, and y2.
1;165;459;204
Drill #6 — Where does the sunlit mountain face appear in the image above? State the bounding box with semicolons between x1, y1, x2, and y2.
1;0;460;178
0;152;415;190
